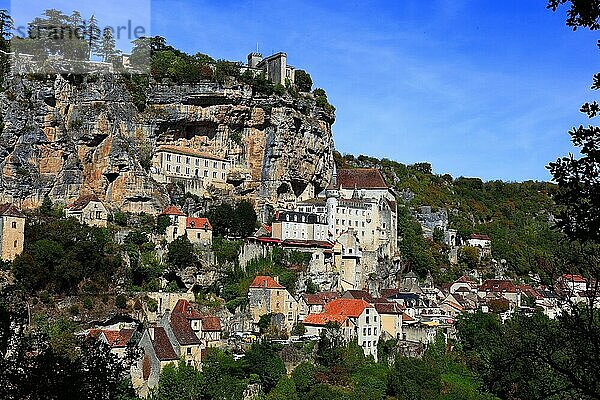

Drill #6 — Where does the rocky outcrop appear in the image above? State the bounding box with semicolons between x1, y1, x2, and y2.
0;72;335;213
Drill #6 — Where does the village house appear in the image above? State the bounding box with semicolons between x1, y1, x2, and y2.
558;274;588;294
449;275;478;294
0;203;25;261
247;275;298;331
298;291;339;320
334;230;364;291
303;298;381;360
65;194;108;227
90;328;137;359
159;205;213;246
133;326;179;397
466;234;492;258
478;279;520;308
171;299;222;346
374;301;404;339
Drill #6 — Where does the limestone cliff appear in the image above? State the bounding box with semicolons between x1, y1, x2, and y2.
0;72;335;213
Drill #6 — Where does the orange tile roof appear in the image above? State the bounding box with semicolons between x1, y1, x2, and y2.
186;217;212;230
562;274;587;283
249;276;285;289
169;315;201;345
161;205;185;216
401;312;415;322
323;298;370;318
479;279;517;293
303;313;348;326
336;168;388;189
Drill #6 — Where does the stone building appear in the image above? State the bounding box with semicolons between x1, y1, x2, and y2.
65;194;108;227
159;205;213;246
0;203;25;261
303;298;381;360
271;210;328;242
466;234;492;259
151;146;231;194
245;52;295;85
334;230;364;291
296;167;398;259
247;275;298;331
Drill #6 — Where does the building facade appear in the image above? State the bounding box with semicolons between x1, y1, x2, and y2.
245;52;295;85
151;146;231;187
0;203;25;261
65;194;108;227
247;275;298;331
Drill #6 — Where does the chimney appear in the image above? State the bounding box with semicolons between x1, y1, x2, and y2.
274;276;280;284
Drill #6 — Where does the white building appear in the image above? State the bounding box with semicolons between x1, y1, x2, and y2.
303;298;381;360
65;194;108;228
271;210;328;242
151;146;231;187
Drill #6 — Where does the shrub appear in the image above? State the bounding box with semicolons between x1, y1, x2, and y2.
147;298;158;312
115;294;127;309
83;297;93;310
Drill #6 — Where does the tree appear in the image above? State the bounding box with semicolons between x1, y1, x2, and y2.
97;27;119;62
234;200;257;238
294;70;312;92
291;362;316;395
316;322;346;367
547;0;600;30
266;376;299;400
243;341;286;392
166;235;197;270
86;14;101;59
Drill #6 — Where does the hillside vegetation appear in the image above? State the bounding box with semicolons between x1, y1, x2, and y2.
334;152;567;283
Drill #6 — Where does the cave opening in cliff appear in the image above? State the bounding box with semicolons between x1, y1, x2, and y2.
158;121;219;141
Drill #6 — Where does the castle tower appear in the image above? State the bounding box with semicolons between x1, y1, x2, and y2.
247;52;263;68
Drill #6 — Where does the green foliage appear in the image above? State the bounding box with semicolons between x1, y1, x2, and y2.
458;246;480;269
273;83;286;96
115;294;127;309
156;360;203;400
291;322;306;336
305;278;319;294
166;235;197;270
291;362;316;394
266;376;298;400
294;70;313;92
214;60;240;82
212;237;242;264
243;341;286;392
207;200;257;238
12;217;121;294
155;214;171;235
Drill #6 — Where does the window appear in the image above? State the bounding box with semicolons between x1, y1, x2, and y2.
195;159;199;166
205;160;209;167
213;172;217;178
173;227;178;235
186;157;190;164
13;240;18;248
166;154;171;161
368;328;371;335
96;211;101;219
374;328;377;335
349;248;353;254
195;169;199;176
222;162;226;169
186;167;190;175
204;170;208;177
362;341;366;347
187;347;192;355
11;221;16;229
366;316;369;324
222;173;225;179
166;164;171;172
363;328;366;335
213;162;217;168
177;155;181;163
176;166;180;173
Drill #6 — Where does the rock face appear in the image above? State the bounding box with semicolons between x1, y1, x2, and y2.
0;72;335;213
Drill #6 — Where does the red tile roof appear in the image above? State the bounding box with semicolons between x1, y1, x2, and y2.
66;194;101;211
200;316;222;332
169;315;201;345
380;288;400;299
102;329;135;348
479;279;517;293
152;327;178;361
343;290;374;303
470;234;491;241
303;313;347;326
249;276;285;289
161;205;185;216
172;299;202;319
335;168;388;190
0;203;24;217
562;274;587;283
302;291;339;306
263;225;273;233
374;302;403;314
323;298;371;318
186;217;212;230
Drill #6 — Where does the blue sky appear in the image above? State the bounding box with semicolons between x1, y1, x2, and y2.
6;0;599;181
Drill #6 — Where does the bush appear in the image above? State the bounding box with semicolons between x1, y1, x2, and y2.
83;297;93;310
147;297;158;312
273;83;286;96
294;70;312;92
115;294;127;309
